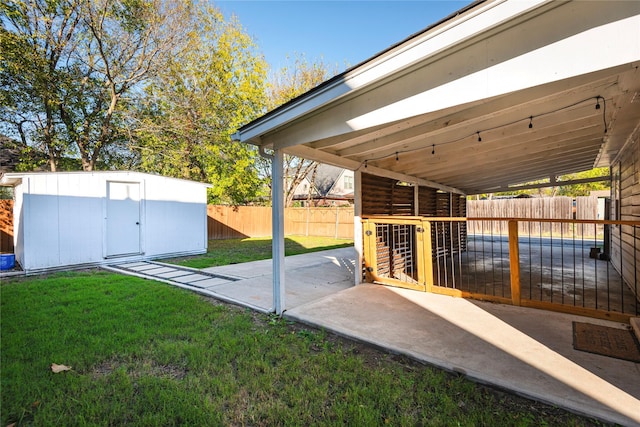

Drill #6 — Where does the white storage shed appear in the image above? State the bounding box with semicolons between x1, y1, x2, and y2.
0;171;210;272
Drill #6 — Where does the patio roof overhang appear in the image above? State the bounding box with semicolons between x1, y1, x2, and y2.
235;0;640;195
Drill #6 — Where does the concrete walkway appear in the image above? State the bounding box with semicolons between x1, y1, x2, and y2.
106;247;357;313
108;247;640;426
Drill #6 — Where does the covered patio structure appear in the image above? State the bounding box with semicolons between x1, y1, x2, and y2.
233;0;640;317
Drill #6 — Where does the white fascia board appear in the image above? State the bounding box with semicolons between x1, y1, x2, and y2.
0;173;24;186
237;0;550;144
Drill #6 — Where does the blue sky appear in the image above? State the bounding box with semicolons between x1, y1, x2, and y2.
216;1;473;73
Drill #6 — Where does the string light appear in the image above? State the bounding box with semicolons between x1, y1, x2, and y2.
356;95;607;170
599;96;607;133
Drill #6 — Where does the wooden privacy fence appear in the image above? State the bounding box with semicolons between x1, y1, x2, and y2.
212;198;601;240
0;200;13;253
287;207;354;239
208;205;354;240
467;196;603;237
208;206;272;239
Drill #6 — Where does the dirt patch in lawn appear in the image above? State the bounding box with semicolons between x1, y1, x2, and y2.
92;357;188;381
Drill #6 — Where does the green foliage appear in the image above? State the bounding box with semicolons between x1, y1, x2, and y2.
472;168;610;199
266;53;339;111
132;6;268;204
556;167;610;197
1;0;193;171
0;186;13;199
0;0;77;169
0;137;47;172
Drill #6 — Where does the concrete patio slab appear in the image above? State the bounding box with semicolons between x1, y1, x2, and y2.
116;262;149;268
202;260;272;279
172;274;212;284
139;266;176;275
196;277;235;288
127;263;167;272
203;247;356;311
155;270;193;279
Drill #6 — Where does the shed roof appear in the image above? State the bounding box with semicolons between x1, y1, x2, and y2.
0;171;212;188
235;0;640;195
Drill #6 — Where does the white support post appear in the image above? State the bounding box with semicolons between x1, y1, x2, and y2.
353;169;363;285
272;149;286;314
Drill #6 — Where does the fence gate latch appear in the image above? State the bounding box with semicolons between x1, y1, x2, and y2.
365;230;373;236
416;226;424;233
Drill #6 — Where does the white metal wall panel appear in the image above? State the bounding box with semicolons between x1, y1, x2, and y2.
143;176;208;256
58;173;105;265
24;174;61;269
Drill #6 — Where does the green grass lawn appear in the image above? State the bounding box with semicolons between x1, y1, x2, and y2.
165;235;354;269
1;271;602;426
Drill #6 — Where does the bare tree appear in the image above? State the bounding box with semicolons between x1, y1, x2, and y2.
260;54;339;206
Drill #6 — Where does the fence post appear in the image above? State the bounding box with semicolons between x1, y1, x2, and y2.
423;220;434;292
508;220;521;306
362;220;376;283
306;205;310;236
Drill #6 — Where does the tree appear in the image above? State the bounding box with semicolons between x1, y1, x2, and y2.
470;167;610;199
259;55;339;206
131;5;268;204
556;167;610;197
1;0;192;171
1;0;82;170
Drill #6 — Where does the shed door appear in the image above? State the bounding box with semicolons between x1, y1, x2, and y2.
106;181;141;257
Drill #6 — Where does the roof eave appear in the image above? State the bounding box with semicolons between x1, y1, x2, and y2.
235;0;493;145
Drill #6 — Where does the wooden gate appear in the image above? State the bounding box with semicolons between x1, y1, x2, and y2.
362;216;430;292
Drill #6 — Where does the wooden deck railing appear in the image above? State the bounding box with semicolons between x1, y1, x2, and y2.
362;216;639;322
